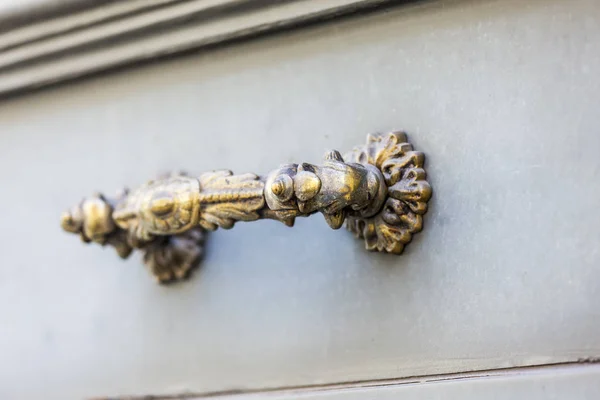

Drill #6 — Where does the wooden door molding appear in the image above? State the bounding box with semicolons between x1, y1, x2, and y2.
0;0;423;97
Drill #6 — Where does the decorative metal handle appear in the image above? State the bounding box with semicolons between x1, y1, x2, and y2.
61;132;432;283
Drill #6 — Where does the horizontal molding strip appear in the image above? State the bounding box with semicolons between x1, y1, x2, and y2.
0;0;182;52
100;361;600;399
0;0;413;97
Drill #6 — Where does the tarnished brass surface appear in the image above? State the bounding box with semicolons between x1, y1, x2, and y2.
61;132;431;283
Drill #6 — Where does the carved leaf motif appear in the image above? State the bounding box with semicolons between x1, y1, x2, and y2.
197;170;265;230
388;168;431;214
142;228;205;284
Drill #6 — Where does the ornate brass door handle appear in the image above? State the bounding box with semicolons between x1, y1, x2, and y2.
61;132;432;283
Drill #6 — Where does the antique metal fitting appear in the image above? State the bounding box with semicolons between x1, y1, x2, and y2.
61;132;432;283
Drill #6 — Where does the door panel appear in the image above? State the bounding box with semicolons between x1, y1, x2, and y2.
0;0;599;398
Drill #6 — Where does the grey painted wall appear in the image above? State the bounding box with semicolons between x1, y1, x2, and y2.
0;0;599;398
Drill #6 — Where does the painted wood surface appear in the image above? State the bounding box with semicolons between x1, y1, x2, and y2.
0;0;599;398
